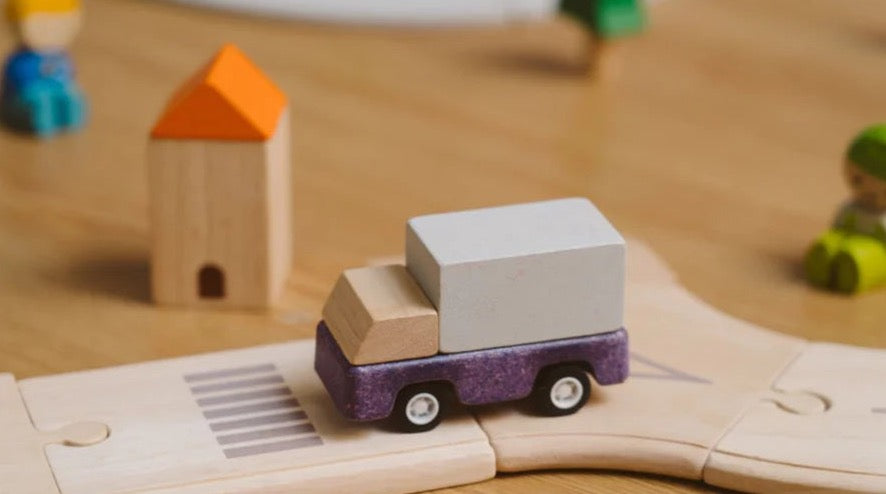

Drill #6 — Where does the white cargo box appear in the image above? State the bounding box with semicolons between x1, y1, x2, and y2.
406;197;625;353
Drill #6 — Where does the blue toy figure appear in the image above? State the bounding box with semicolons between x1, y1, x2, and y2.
1;0;85;137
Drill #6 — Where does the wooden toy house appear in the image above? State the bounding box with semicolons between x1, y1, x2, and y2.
148;44;292;308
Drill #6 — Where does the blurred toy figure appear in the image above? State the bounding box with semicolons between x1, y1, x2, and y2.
560;0;646;77
806;124;886;293
1;0;85;136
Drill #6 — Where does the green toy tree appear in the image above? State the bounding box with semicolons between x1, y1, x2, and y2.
560;0;646;75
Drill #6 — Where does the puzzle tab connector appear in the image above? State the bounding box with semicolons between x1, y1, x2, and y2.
0;373;109;494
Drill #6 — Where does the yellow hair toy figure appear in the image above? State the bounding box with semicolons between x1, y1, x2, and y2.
1;0;86;136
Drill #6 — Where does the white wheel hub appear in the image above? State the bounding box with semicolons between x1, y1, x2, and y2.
405;392;440;425
550;376;584;410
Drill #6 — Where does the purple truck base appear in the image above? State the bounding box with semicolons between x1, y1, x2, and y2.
314;321;629;428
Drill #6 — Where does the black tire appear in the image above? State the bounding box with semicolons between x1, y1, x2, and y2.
531;365;591;416
390;383;450;433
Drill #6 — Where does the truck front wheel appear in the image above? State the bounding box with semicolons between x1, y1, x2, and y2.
390;383;449;433
532;365;590;416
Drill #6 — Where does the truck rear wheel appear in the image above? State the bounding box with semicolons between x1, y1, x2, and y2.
532;365;590;416
391;383;449;433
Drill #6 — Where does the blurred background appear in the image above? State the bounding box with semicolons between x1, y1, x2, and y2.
0;1;885;492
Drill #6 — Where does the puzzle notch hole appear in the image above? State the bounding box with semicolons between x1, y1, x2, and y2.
767;390;831;415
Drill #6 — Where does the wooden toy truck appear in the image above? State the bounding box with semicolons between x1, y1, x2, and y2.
314;198;629;431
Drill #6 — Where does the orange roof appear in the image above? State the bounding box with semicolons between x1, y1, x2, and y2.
151;44;287;141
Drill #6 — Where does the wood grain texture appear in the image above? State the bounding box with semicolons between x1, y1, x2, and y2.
705;342;886;493
476;240;808;480
1;0;885;492
15;340;495;494
0;373;61;494
148;109;292;308
4;241;882;493
322;264;438;365
0;373;108;494
477;240;886;492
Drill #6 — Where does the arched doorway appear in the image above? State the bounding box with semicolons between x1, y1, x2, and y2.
198;264;225;299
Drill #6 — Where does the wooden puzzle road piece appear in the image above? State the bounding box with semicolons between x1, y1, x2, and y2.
475;241;885;492
476;240;808;479
14;342;494;494
3;240;884;494
706;342;886;493
0;374;108;494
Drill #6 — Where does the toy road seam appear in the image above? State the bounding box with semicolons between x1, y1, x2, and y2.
708;450;886;478
763;340;816;394
12;379;64;494
700;340;814;478
483;431;713;450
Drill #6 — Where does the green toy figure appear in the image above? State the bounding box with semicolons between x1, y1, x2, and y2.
806;124;886;293
559;0;646;76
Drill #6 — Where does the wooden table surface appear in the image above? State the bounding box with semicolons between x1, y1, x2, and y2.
1;0;885;492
